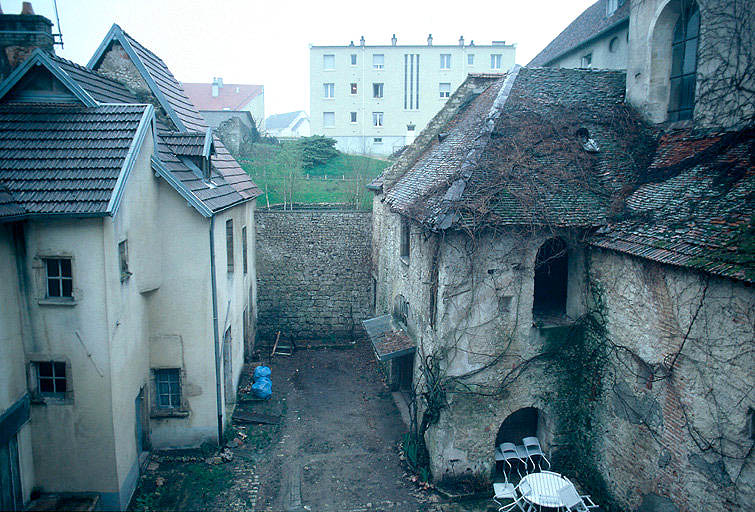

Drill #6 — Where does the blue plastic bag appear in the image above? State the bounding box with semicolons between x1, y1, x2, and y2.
251;376;272;399
254;366;271;380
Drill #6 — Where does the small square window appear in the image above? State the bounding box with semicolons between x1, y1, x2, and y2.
440;54;451;69
581;53;592;68
350;82;358;94
372;112;384;127
155;369;181;409
491;54;502;69
350;54;357;65
373;137;383;143
35;361;67;397
439;82;451;98
323;54;335;70
323;82;335;98
467;54;475;65
44;258;73;298
373;54;384;69
323;112;335;128
373;83;384;98
350;112;357;123
226;219;234;272
400;218;410;260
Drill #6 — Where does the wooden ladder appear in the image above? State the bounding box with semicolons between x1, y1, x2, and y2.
271;332;296;357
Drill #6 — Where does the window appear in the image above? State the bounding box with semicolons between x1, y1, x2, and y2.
373;83;384;98
226;219;234;272
533;238;568;319
373;54;384;69
242;226;248;274
350;82;358;94
440;54;451;69
491;54;502;69
118;240;130;281
668;3;699;122
323;82;334;98
323;111;335;127
44;258;72;298
581;53;592;68
350;111;357;123
350;54;357;65
609;36;619;53
155;369;181;409
35;361;67;397
323;54;335;70
372;112;383;127
467;54;475;65
400;217;410;261
439;82;451;98
373;137;383;143
404;53;420;110
606;0;620;17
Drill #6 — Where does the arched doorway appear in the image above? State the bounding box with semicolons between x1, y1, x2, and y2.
533;238;568;320
494;407;550;477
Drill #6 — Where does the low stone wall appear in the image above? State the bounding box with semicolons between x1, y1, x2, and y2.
255;207;373;346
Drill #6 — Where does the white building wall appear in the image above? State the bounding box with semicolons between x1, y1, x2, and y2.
243;92;265;131
310;41;515;156
547;26;629;69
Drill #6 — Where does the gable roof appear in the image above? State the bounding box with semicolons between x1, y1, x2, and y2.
591;128;755;283
87;24;261;209
182;82;263;112
0;103;153;219
380;67;651;231
528;0;629;67
265;111;306;131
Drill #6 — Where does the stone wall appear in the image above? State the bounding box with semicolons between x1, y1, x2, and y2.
255;207;373;345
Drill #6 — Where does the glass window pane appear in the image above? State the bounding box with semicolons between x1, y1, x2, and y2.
61;279;72;297
54;362;66;377
683;39;698;75
687;8;700;38
47;259;59;277
671;42;684;77
60;259;72;277
38;362;53;377
40;378;54;393
673;18;684;43
48;279;60;297
55;377;67;393
668;77;681;112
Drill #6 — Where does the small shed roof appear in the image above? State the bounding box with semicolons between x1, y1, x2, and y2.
362;315;416;361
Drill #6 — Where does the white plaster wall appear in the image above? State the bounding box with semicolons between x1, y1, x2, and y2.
548;26;629;70
0;226;35;505
310;43;515;154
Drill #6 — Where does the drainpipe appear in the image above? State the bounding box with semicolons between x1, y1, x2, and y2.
209;215;223;444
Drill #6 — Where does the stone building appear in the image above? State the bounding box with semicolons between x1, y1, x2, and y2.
309;35;515;156
0;14;260;510
528;0;630;70
368;1;753;511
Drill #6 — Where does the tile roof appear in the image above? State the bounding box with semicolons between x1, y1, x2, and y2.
382;67;651;230
160;130;208;157
265;111;306;131
528;0;629;67
591;128;755;283
87;25;261;209
0;103;150;218
182;82;263;112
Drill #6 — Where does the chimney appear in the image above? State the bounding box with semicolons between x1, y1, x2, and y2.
0;2;55;79
427;34;433;46
360;35;365;47
212;77;221;97
391;34;397;46
470;40;475;47
459;35;464;47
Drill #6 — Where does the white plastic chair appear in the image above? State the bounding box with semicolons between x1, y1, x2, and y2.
558;484;599;511
522;436;551;470
493;482;534;512
500;442;527;477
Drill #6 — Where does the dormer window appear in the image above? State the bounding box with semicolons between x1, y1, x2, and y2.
667;2;700;122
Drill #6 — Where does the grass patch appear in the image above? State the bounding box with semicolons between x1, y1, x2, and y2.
239;143;388;210
130;462;232;512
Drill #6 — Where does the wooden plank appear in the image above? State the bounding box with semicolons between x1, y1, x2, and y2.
232;410;280;425
270;331;281;357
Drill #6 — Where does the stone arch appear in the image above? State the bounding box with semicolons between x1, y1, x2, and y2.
646;0;700;122
494;407;552;474
533;237;568;320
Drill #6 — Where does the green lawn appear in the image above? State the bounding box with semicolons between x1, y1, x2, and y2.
239;143;388;210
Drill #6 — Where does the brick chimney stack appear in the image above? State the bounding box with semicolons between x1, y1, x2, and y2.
0;1;55;80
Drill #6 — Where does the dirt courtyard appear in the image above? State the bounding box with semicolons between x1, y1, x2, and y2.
249;339;436;511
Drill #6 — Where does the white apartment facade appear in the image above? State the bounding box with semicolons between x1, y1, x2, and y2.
310;35;515;156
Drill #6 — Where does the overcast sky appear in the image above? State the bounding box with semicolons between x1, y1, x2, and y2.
3;0;595;118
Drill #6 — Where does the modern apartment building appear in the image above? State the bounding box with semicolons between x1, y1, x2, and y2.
310;35;515;156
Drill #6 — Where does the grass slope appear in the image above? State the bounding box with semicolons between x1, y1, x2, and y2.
240;143;388;209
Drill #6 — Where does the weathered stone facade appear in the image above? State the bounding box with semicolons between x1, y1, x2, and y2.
256;207;373;345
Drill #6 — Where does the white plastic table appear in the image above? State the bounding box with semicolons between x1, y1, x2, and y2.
519;471;571;508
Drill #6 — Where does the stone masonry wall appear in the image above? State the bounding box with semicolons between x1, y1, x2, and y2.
255;208;373;345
